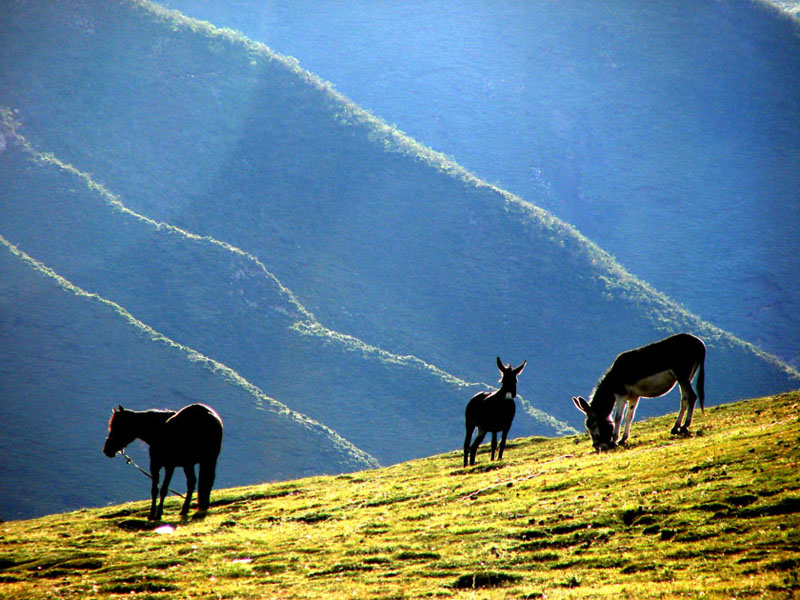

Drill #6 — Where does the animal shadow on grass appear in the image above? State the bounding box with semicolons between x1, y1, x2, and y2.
450;462;507;477
116;519;165;532
113;509;207;532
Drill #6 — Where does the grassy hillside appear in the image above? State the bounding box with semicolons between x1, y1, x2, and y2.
2;391;798;599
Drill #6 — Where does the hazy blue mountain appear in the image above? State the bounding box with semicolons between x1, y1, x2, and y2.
1;1;798;519
2;133;543;519
162;0;800;368
0;235;378;520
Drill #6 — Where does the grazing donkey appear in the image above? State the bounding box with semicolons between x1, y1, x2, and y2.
573;333;706;451
103;403;223;520
463;357;527;467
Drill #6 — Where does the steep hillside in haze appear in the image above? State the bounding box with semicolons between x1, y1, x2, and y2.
1;0;798;519
164;0;800;368
0;237;377;520
2;128;560;518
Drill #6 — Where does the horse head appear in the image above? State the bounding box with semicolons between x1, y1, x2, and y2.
572;396;617;452
103;405;137;457
497;357;526;399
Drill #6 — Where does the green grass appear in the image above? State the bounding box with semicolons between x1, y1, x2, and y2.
2;391;799;599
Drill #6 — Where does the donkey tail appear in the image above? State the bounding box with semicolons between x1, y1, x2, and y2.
697;355;705;415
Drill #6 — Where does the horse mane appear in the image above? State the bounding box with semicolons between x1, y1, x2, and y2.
108;407;175;431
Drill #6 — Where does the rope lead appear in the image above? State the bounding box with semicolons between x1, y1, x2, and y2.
120;450;185;499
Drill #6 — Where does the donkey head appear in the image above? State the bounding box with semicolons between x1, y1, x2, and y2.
103;405;137;457
572;396;616;452
497;357;527;399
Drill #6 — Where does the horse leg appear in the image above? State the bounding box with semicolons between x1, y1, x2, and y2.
463;423;476;467
497;428;509;460
149;464;161;521
469;429;487;466
147;469;158;521
181;465;196;515
490;431;498;461
156;465;175;520
618;398;639;446
197;460;217;512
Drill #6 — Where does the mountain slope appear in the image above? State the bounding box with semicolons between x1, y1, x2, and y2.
0;236;380;521
1;392;798;598
1;0;799;521
0;121;558;453
1;0;796;409
162;0;800;367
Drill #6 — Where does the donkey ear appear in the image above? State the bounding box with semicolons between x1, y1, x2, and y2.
514;360;527;375
572;396;591;415
496;356;506;371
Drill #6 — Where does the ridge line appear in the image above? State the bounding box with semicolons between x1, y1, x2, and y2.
0;232;380;469
2;106;578;432
119;7;799;381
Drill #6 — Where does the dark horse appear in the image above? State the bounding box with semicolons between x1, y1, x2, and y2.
572;333;706;451
463;357;527;467
103;403;223;520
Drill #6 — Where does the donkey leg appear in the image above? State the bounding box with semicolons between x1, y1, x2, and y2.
181;465;196;515
671;403;687;435
498;429;509;460
612;395;627;444
197;461;217;512
156;465;175;520
490;431;498;461
618;398;639;446
469;429;487;466
463;424;475;467
676;378;698;434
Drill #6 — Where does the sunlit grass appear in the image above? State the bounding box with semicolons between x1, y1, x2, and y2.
2;391;799;598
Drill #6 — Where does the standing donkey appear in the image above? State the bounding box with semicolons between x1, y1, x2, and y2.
463;357;527;467
572;333;706;451
103;403;223;520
